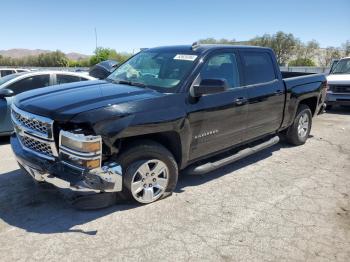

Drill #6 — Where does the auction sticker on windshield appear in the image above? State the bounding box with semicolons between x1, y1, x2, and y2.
174;54;198;61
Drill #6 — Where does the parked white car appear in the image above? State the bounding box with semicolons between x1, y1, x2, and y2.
0;71;96;136
326;57;350;108
0;68;30;78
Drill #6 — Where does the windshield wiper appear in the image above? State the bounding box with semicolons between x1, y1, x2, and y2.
115;80;147;88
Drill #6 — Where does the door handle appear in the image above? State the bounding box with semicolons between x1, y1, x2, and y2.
234;97;247;106
274;90;283;95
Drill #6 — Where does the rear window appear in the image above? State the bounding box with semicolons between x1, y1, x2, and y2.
8;74;50;95
56;74;85;85
241;52;276;85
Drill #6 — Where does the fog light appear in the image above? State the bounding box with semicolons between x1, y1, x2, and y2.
60;152;101;170
84;159;101;169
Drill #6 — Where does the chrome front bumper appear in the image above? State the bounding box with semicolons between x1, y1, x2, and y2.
326;92;350;105
20;161;123;193
11;134;123;194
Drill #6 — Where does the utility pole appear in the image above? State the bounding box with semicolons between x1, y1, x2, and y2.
94;27;98;50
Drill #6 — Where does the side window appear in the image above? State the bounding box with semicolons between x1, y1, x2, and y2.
8;74;50;95
241;52;276;85
1;70;15;77
56;74;82;84
200;52;240;88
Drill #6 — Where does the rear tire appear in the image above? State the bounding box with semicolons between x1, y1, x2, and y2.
285;104;312;146
117;140;178;204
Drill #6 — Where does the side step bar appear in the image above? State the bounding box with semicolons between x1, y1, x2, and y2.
186;136;280;175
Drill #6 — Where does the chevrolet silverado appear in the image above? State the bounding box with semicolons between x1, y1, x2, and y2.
10;44;327;206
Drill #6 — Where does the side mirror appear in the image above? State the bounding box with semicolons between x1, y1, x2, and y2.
192;79;229;97
0;89;14;98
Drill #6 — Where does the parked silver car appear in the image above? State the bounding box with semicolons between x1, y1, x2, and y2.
0;68;30;78
0;71;95;136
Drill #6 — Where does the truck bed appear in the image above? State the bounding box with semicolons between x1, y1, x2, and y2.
282;72;326;90
281;71;316;78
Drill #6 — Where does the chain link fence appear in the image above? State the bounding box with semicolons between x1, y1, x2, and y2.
280;66;330;74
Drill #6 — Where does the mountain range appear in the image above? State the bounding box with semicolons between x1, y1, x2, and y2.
0;49;90;60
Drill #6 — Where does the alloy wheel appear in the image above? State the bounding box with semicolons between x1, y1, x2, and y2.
297;113;309;138
130;159;169;204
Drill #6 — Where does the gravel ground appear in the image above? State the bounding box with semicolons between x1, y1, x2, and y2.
0;109;349;262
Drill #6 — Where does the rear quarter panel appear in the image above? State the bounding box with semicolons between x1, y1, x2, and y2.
281;74;327;128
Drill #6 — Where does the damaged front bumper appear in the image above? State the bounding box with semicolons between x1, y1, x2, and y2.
11;133;123;194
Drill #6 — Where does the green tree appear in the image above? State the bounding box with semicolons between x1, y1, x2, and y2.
36;50;68;67
197;38;236;45
79;59;91;67
89;47;131;66
68;60;78;67
249;31;300;65
296;40;320;60
319;47;341;67
110;52;131;63
289;58;316;66
342;40;350;56
90;47;113;65
0;56;13;66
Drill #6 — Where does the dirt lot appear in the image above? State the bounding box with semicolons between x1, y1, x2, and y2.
0;109;349;262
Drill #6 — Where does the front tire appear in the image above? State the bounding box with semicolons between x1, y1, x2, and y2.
285;104;312;146
118;140;178;204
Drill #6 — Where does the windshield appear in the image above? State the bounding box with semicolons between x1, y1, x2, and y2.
0;73;21;86
329;60;339;73
107;50;198;92
331;58;350;74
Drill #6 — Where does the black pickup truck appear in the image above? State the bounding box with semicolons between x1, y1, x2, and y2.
10;44;327;206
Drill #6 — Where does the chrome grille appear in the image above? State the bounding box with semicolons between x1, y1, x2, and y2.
20;136;54;157
330;85;350;93
12;109;49;135
11;105;57;160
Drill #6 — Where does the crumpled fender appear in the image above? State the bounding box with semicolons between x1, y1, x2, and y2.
94;114;135;150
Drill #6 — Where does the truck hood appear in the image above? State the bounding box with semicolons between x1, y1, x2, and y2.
14;80;163;121
327;74;350;85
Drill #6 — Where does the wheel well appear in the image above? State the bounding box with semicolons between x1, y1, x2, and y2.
299;97;318;116
117;132;182;166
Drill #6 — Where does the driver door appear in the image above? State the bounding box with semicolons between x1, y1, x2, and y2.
187;51;248;161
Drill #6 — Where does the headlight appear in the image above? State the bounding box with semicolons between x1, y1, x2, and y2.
60;134;101;153
59;130;102;170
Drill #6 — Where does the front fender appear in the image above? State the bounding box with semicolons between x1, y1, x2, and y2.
94;114;135;149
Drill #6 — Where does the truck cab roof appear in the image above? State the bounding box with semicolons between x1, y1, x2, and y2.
146;44;273;55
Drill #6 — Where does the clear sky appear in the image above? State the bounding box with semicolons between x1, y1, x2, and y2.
1;0;349;55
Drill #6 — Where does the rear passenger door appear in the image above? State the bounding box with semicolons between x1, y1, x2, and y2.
240;51;285;141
